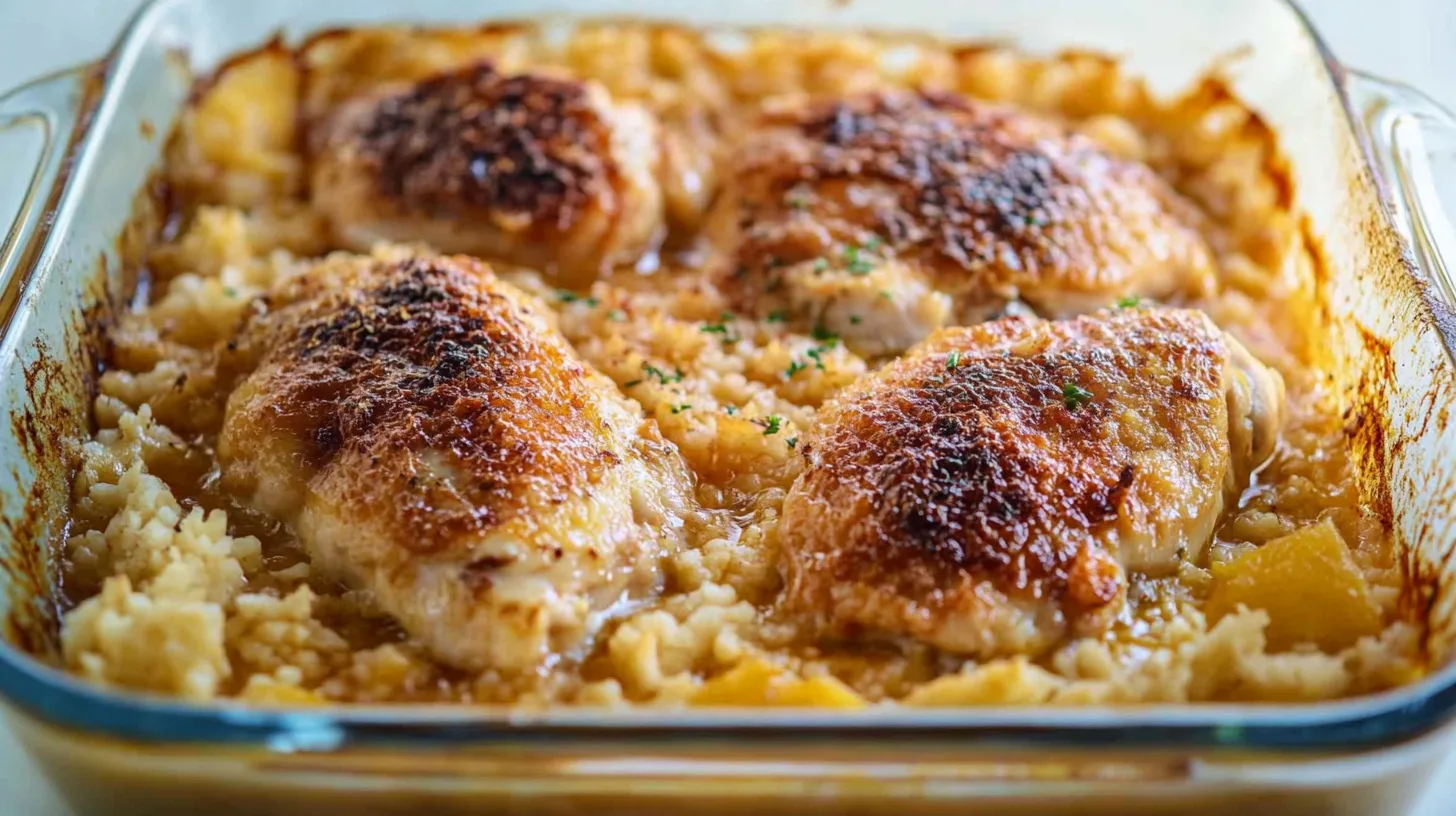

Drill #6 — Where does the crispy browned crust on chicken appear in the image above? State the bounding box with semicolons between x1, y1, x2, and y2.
781;308;1283;658
310;62;663;283
713;91;1215;355
218;251;690;672
225;254;615;545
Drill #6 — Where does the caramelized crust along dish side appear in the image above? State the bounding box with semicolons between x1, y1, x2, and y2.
53;24;1423;707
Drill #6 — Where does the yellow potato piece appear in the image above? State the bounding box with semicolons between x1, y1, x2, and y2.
692;659;865;708
193;51;301;180
238;679;324;706
903;658;1063;706
1207;520;1382;652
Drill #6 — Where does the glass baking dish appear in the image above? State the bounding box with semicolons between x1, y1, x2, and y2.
2;0;1456;813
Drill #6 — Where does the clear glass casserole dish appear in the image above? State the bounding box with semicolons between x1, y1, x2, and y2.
1;0;1456;813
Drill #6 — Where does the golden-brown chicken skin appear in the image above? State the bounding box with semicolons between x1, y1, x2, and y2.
712;91;1216;356
780;308;1283;658
217;251;691;674
310;62;664;285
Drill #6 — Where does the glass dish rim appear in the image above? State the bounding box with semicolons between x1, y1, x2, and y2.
1;0;1454;756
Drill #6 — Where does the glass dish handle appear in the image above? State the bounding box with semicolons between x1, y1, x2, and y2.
0;67;88;291
1346;70;1456;308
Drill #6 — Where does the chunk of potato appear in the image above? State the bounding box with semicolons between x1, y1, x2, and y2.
692;659;865;708
238;677;324;706
1206;519;1382;651
902;658;1063;707
180;51;302;203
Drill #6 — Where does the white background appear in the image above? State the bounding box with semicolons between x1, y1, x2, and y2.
0;1;1454;813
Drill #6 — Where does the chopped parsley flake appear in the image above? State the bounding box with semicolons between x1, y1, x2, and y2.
807;346;831;370
724;405;739;416
762;415;783;435
786;436;798;450
641;363;684;385
849;315;863;325
786;193;812;210
607;309;627;322
556;290;599;307
844;245;875;275
811;258;829;273
766;310;788;323
864;235;884;250
222;286;239;298
701;312;740;342
670;403;692;414
785;359;810;378
1115;295;1142;309
810;324;839;344
946;350;962;371
1062;382;1094;411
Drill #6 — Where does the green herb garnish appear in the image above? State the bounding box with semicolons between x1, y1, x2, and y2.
786;436;798;450
556;290;599;307
641;363;685;385
762;415;783;435
1115;295;1142;309
946;350;962;371
844;245;875;275
806;346;829;371
701;315;737;341
1062;383;1094;411
766;310;788;323
785;359;810;378
670;403;692;414
607;309;627;322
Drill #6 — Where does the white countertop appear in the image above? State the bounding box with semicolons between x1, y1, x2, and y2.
1;1;1454;813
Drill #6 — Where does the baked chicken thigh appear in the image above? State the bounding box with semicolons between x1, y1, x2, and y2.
713;91;1216;356
781;308;1283;657
218;252;691;673
311;62;665;284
